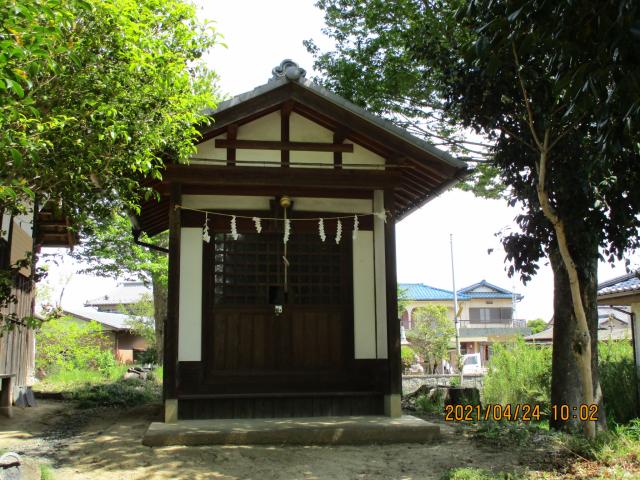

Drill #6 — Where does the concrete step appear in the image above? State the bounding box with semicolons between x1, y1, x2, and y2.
143;415;440;447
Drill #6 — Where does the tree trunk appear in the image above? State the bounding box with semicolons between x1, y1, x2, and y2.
151;274;167;364
549;244;606;432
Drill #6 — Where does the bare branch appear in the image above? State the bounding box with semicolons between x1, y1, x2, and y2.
511;42;544;151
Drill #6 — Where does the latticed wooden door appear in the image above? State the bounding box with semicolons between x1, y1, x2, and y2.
203;222;352;375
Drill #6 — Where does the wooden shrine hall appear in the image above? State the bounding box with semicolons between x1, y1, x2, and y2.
135;60;468;422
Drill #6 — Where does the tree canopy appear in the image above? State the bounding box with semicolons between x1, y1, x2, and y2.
1;0;220;222
407;305;455;374
308;0;640;437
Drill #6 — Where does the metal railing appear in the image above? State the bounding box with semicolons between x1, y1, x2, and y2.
458;319;527;329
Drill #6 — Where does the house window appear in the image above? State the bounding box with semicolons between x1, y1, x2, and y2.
469;307;513;323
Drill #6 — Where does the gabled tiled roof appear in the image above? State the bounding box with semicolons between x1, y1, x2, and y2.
400;280;522;301
458;279;523;301
399;283;470;301
85;281;151;307
598;271;640;297
63;307;132;331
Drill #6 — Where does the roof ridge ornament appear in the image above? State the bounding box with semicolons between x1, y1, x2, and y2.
271;59;306;82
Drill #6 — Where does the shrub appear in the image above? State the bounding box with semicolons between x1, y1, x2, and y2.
401;346;416;371
599;339;637;424
416;388;445;414
36;318;116;374
483;337;636;426
483;339;552;412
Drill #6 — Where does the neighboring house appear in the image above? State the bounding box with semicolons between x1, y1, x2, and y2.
62;307;149;363
131;59;468;422
400;280;529;366
85;280;151;313
1;203;74;404
524;305;633;345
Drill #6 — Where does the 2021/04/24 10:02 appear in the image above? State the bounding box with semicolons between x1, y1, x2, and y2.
444;404;599;422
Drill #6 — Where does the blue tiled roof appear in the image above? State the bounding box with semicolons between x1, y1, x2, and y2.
598;271;640;297
399;283;470;301
400;279;522;301
458;280;523;301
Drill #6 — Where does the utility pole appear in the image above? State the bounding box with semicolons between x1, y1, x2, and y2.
450;234;461;374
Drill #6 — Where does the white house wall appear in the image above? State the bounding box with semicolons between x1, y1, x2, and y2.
178;227;203;362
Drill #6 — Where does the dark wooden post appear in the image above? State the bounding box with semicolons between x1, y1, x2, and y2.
384;189;402;416
164;183;181;422
281;101;293;167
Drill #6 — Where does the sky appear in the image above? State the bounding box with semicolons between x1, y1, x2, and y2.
38;0;635;321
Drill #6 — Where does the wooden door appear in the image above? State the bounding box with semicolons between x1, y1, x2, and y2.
203;222;352;388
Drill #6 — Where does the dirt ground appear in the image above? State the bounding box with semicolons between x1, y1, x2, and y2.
0;400;568;480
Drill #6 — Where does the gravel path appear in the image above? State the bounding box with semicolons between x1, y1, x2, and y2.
0;400;562;479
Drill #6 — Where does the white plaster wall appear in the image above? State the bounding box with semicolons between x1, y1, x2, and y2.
373;190;388;358
191;112;386;170
182;195;272;211
237;111;280;166
353;230;377;359
344;143;385;170
178;227;203;362
193;133;226;162
294;197;372;214
290;112;333;167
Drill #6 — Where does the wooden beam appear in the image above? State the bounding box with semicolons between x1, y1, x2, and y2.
215;139;354;153
333;129;348;169
199;83;294;140
384;190;401;396
290;87;459;177
164;164;400;190
226;124;237;167
164;183;181;403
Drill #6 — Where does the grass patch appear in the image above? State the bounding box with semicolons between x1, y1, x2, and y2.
474;420;550;448
35;365;129;393
34;365;162;408
70;377;161;408
467;419;640;479
40;464;55;480
441;468;526;480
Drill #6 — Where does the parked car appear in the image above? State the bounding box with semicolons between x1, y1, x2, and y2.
461;353;486;375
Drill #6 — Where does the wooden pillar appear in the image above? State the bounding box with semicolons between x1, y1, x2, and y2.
281;101;293;167
226;124;237;167
384;189;401;416
164;183;181;422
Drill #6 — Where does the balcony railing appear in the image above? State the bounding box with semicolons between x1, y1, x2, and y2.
458;319;527;329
